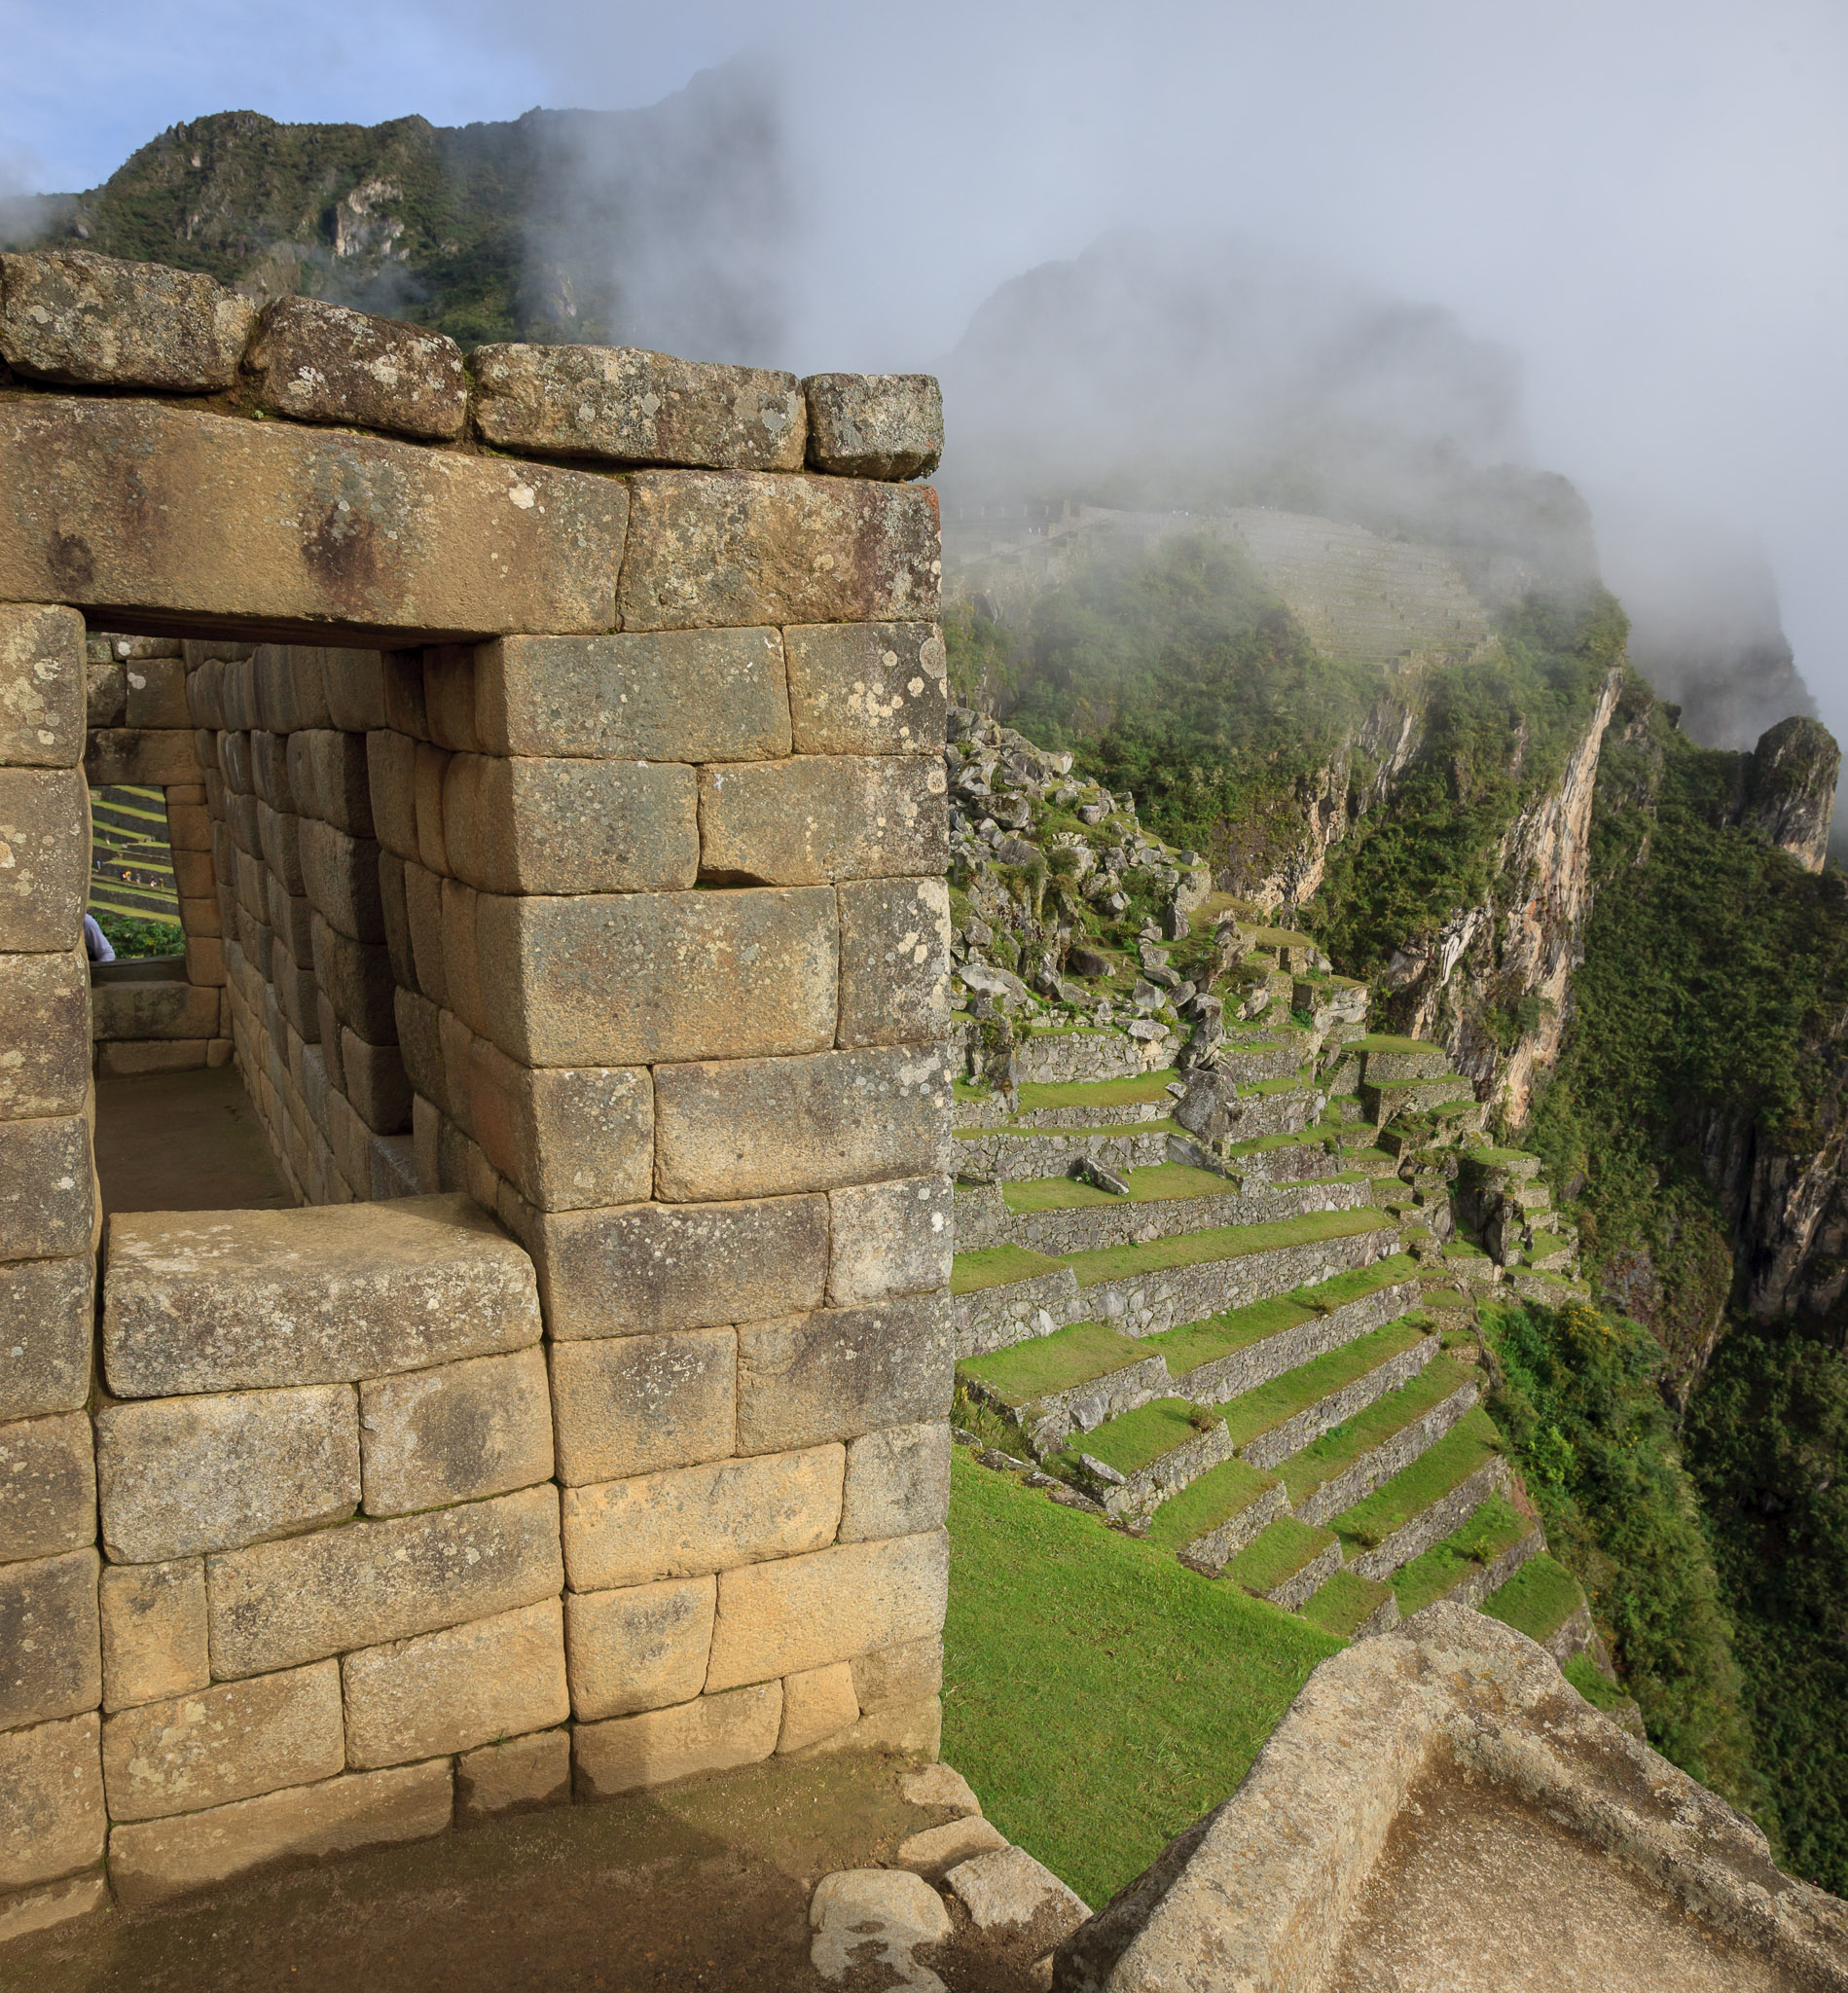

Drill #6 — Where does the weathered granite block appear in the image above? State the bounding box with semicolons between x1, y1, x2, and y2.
572;1682;781;1797
413;741;451;872
0;1548;100;1728
308;911;394;1041
442;753;699;895
464;1036;653;1213
315;649;388;733
783;622;947;759
358;1345;553;1516
735;1294;954;1453
206;1482;562;1679
0;605;84;768
0;947;89;1115
420;645;481;751
851;1634;943;1713
0;249;255;390
778;1661;860;1753
249;298;467;439
698;754;947;886
103;1195;540;1396
86;662;126;728
564;1575;716;1721
653;1044;952;1202
837;877;953;1049
366;729;419;860
0;1712;105;1892
0;1411;95;1564
0;1871;109;1943
86;729;204;786
705;1529;949;1690
802;374;943;482
0;1255;92;1422
548;1327;736;1486
455;1728;570;1822
98;1558;209;1712
473;886;838;1068
298;817;385;943
341;1029;412;1134
619;471;939;631
89;974;221;1044
0;397;627;642
256;799;306;896
0;1115;91;1260
827;1176;955;1306
124;657;191;728
100;1660;344;1823
561;1444;844;1592
0;768;87;950
342;1597;569;1767
839;1422;952;1543
472;629;791;762
473;344;805;469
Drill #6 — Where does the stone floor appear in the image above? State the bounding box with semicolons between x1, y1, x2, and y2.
93;1066;289;1215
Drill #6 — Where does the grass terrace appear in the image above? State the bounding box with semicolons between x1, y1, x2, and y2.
1062;1397;1216;1479
1142;1457;1279;1554
1224;1517;1335;1595
1391;1495;1532;1616
1279;1355;1474;1506
1014;1070;1179;1110
1483;1550;1585;1646
1299;1570;1395;1639
1146;1253;1420;1379
1217;1318;1432;1452
958;1319;1148;1406
1329;1406;1502;1552
950;1245;1066;1295
1063;1208;1387;1287
957;1118;1182;1142
1002;1162;1246;1213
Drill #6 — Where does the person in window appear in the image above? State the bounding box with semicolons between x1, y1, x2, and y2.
83;914;115;964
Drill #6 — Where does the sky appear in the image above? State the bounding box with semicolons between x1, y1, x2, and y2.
3;0;1845;736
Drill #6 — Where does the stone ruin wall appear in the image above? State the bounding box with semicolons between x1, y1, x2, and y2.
0;247;958;1934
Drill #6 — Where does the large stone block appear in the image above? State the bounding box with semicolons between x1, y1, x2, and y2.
299;817;386;943
0;1548;100;1728
0;1872;109;1945
321;651;390;734
0;768;88;950
358;1345;553;1516
420;645;480;751
125;656;192;727
619;472;940;632
413;740;451;873
472;629;791;763
100;1660;344;1823
94;1384;360;1564
0;1712;105;1892
735;1294;954;1453
828;1176;955;1307
287;728;377;836
254;640;334;733
249;298;468;440
783;621;947;758
206;1482;562;1679
473;344;805;469
851;1633;943;1713
0;397;628;643
705;1530;949;1690
342;1029;412;1135
89;973;221;1045
0;604;84;768
837;877;953;1050
103;1194;541;1395
310;909;396;1042
0;1255;92;1421
698;755;947;886
439;877;488;1034
342;1597;569;1768
455;1727;570;1822
548;1328;736;1487
474;886;838;1068
366;728;419;860
107;1759;453;1908
0;1411;95;1564
85;728;201;786
0;249;255;390
803;374;944;482
840;1422;952;1543
442;753;699;895
519;1194;828;1339
99;1558;209;1712
563;1438;816;1612
464;1038;652;1214
777;1661;860;1754
0;947;90;1115
564;1575;715;1721
572;1682;780;1797
257;798;306;896
653;1044;953;1202
0;1115;92;1260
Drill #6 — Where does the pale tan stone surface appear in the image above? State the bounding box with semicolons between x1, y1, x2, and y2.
0;1712;105;1891
472;629;791;762
736;1294;954;1454
95;1384;359;1563
896;1814;1007;1877
343;1597;569;1768
784;622;947;757
706;1530;949;1691
0;1410;95;1562
803;375;944;482
442;753;699;895
0;250;255;390
900;1761;981;1814
465;1040;653;1214
0;604;85;768
828;1176;955;1306
0;397;627;644
548;1328;736;1486
455;1727;570;1822
620;472;940;632
563;1575;715;1721
851;1632;945;1711
298;817;386;943
358;1346;553;1516
697;754;947;886
205;1483;562;1679
777;1662;858;1754
474;886;838;1069
840;1422;953;1544
103;1195;540;1396
0;1547;100;1728
561;1444;843;1592
0;767;88;950
99;1558;209;1712
93;1041;210;1082
947;1846;1088;1935
0;1255;93;1421
837;877;954;1049
248;298;467;440
89;973;221;1044
106;1758;453;1908
653;1044;953;1202
473;344;805;470
0;1870;108;1945
572;1682;781;1797
0;1114;93;1259
100;1660;344;1823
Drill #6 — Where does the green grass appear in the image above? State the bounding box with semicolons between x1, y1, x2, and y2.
944;1448;1342;1908
1143;1456;1278;1553
1330;1406;1502;1551
950;1246;1067;1295
1068;1397;1215;1478
1299;1570;1394;1639
1065;1208;1386;1287
1224;1516;1335;1595
1002;1161;1238;1213
1461;1147;1540;1170
1218;1319;1431;1451
1483;1550;1585;1645
958;1319;1148;1406
1014;1070;1178;1110
1348;1034;1442;1055
1563;1651;1632;1713
1391;1496;1533;1615
1279;1355;1473;1504
1145;1253;1420;1379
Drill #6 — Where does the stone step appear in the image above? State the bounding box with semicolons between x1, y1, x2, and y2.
1061;1396;1236;1522
953;1122;1180;1183
951;1251;1082;1360
1321;1035;1450;1091
1010;1025;1152;1085
1457;1146;1544;1183
958;1318;1172;1454
1222;1516;1342;1610
1214;1131;1349;1184
1482;1550;1595;1664
952;1068;1184;1131
1221;1316;1440;1472
1281;1357;1481;1527
1393;1498;1541;1622
1297;1569;1400;1641
1146;1457;1289;1575
1327;1406;1511;1583
1222;1084;1324;1141
1214;1040;1300;1085
1361;1075;1477;1122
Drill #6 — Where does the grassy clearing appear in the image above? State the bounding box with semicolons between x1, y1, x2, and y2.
1002;1162;1238;1214
1223;1129;1330;1159
1068;1397;1214;1477
1349;1033;1442;1055
1300;1570;1393;1638
951;1246;1067;1295
1391;1495;1532;1615
959;1320;1148;1405
1280;1355;1472;1504
1330;1406;1502;1551
1143;1456;1277;1552
1483;1550;1584;1645
1219;1319;1430;1451
1015;1070;1178;1110
1066;1208;1386;1286
1224;1517;1335;1594
943;1451;1341;1908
